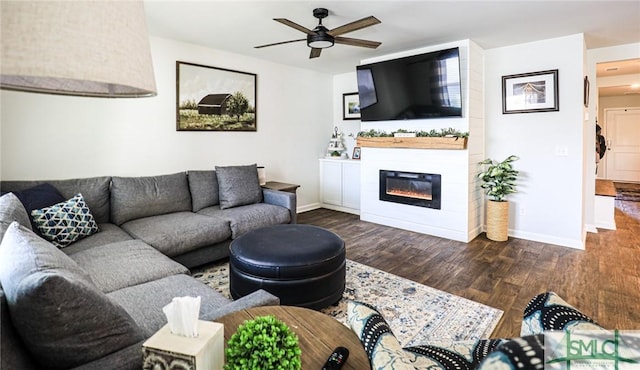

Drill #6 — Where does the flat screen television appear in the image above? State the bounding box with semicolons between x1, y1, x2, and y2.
356;47;462;121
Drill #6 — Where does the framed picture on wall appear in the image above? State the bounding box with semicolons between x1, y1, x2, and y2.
502;69;559;114
343;92;361;120
176;61;257;131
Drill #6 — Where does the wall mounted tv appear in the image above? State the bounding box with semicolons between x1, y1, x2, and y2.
356;47;462;121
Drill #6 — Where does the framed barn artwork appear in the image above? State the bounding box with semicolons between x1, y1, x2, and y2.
176;61;257;131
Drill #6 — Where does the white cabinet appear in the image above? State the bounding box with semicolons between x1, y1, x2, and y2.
319;159;360;214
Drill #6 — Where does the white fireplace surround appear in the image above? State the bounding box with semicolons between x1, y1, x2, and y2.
357;39;484;242
360;147;482;242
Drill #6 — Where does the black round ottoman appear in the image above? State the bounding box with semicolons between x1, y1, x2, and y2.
229;224;345;310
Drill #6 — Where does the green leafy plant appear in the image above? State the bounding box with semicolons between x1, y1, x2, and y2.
478;155;519;202
224;315;301;370
356;128;469;138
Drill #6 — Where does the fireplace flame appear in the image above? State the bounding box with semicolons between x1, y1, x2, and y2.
386;189;433;200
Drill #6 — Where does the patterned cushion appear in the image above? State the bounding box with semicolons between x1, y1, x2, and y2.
347;300;415;369
31;193;99;248
215;164;263;210
521;292;604;336
476;335;545;370
403;339;503;369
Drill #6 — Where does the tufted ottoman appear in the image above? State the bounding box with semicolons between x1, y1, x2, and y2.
229;224;346;310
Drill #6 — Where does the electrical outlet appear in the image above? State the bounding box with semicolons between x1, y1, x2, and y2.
519;207;526;216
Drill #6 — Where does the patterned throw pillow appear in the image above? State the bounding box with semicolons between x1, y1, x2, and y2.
347;300;415;369
31;193;99;248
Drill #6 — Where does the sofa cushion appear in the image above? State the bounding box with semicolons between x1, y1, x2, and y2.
215;164;262;209
0;192;32;237
188;170;219;212
111;172;192;225
0;222;143;369
2;177;112;224
120;212;231;257
198;203;291;239
347;300;415;369
69;240;189;293
30;193;99;248
108;274;232;337
61;223;134;254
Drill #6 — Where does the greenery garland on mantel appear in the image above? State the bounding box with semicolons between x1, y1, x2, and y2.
355;128;469;150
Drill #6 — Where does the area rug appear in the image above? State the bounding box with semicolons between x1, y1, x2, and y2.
614;182;640;202
192;259;503;347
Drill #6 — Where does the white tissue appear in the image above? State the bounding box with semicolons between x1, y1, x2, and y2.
162;296;201;337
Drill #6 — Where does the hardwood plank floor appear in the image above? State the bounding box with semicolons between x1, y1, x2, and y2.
297;200;640;338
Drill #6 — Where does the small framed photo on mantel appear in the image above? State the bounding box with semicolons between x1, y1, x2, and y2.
502;69;559;114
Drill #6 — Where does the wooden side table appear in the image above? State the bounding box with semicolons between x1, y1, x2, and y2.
262;181;300;194
216;306;371;369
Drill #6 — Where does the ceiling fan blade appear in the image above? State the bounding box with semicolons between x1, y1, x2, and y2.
309;48;322;59
254;39;306;49
327;16;381;37
334;36;381;49
274;18;314;35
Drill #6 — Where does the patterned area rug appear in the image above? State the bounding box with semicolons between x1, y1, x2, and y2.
192;259;503;347
614;182;640;202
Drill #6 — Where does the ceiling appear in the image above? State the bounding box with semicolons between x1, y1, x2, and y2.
144;1;640;93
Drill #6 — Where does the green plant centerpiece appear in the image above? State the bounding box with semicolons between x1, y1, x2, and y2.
478;155;519;241
478;155;519;201
224;315;301;370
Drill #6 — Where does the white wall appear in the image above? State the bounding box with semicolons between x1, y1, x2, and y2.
485;34;586;249
0;36;333;210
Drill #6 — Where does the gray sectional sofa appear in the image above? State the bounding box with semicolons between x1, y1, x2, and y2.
0;165;296;369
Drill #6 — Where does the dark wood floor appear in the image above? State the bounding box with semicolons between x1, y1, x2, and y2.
297;200;640;338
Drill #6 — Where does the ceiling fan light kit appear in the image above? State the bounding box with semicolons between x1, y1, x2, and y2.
255;7;381;59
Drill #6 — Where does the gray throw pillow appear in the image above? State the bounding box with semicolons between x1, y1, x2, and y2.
215;164;263;209
0;222;144;369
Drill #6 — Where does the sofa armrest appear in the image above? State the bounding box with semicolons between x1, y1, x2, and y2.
200;289;280;322
262;189;297;224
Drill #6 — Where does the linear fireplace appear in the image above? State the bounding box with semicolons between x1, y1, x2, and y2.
379;170;441;209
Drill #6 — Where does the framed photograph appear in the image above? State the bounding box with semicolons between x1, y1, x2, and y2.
352;146;361;160
176;61;257;131
584;76;590;108
343;92;361;120
502;69;559;114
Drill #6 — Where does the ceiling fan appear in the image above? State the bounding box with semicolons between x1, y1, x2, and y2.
255;8;381;59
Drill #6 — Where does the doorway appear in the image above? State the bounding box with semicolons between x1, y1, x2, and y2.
602;108;640;182
596;58;640;182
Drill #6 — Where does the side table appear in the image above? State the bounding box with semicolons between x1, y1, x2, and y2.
261;181;300;194
216;306;371;369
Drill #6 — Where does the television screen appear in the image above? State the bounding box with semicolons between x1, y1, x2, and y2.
356;47;462;121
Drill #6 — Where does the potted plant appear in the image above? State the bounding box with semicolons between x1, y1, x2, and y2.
478;155;519;241
225;315;301;370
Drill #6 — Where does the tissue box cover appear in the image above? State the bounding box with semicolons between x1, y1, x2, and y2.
142;321;224;370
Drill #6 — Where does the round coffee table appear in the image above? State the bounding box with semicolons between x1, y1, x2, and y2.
216;306;371;369
229;224;346;310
